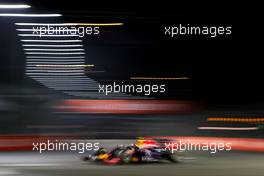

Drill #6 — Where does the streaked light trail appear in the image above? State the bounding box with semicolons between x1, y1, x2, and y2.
18;34;78;37
26;56;85;59
35;64;94;67
207;117;264;123
26;59;84;62
24;48;84;51
0;13;62;17
25;52;85;55
22;44;83;47
197;127;259;131
15;23;123;26
21;40;82;42
0;4;31;9
130;77;189;80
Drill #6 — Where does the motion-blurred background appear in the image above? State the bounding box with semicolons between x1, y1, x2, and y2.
0;0;263;175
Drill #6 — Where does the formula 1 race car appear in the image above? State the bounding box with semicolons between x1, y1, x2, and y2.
82;138;182;165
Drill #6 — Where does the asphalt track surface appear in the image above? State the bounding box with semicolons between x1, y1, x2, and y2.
1;150;264;176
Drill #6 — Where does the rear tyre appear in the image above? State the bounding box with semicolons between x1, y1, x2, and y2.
82;155;91;161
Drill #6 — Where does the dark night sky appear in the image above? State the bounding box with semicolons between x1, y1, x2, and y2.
0;0;262;103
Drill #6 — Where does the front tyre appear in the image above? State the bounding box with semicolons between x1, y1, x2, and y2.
168;153;183;163
121;153;132;164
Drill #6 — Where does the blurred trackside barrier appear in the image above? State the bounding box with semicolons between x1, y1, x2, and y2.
0;136;264;152
145;136;264;152
55;100;203;114
0;136;69;151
